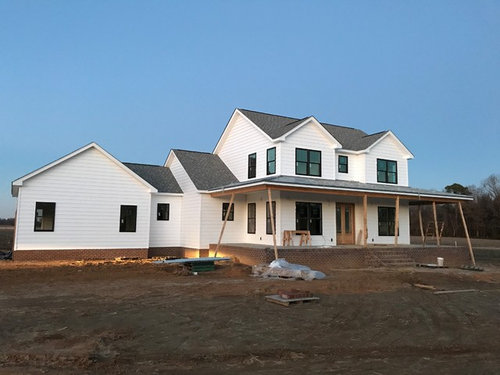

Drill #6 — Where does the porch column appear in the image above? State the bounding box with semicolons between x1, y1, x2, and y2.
267;187;279;260
418;205;425;246
363;194;368;246
458;201;476;266
432;201;440;246
214;193;234;257
394;196;400;245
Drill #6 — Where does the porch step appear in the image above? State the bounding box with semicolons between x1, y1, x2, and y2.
365;249;415;267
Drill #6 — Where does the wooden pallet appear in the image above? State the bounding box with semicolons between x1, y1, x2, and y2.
265;294;320;307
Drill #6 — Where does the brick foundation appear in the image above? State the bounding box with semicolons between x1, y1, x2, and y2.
13;247;210;261
147;247;186;258
13;248;149;261
209;244;473;271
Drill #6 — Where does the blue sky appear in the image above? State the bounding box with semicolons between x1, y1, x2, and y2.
1;0;499;218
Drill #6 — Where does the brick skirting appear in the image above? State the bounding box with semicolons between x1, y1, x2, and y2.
12;247;209;261
13;248;149;261
209;244;473;271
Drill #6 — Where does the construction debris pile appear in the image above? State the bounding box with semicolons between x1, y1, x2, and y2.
252;259;325;280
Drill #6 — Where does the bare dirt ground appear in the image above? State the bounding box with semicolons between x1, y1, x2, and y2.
1;260;500;374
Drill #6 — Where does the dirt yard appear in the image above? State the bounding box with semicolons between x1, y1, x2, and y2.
0;260;499;374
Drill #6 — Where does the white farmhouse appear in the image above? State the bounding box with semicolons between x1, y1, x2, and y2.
11;108;473;266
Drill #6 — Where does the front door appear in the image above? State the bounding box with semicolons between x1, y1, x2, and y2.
336;203;355;245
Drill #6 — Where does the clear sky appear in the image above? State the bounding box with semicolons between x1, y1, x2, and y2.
0;0;499;218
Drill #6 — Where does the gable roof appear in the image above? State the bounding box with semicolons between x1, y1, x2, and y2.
173;149;239;190
238;108;392;152
123;163;183;194
11;142;158;197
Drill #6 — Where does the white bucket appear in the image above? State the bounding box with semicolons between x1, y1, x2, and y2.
437;257;444;267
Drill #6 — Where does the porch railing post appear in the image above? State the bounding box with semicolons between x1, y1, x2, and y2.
363;194;368;246
432;201;440;246
394;196;400;246
458;201;476;266
267;187;279;261
418;204;425;246
214;193;234;257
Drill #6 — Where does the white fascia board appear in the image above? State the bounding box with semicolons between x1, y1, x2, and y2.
276;117;343;148
213;109;274;154
366;131;414;159
211;181;472;201
11;142;158;196
152;192;184;197
336;149;365;155
164;149;176;167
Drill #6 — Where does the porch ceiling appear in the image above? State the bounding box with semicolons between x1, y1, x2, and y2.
209;176;472;204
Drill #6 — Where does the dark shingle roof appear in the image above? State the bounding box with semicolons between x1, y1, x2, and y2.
123;162;183;193
239;109;388;151
173;150;239;190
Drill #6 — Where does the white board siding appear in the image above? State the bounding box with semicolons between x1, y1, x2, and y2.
200;194;246;249
149;195;182;247
365;137;409;186
216;113;279;181
280;122;337;179
279;191;336;246
241;191;282;246
335;153;366;183
364;198;410;245
168;155;201;249
15;147;151;250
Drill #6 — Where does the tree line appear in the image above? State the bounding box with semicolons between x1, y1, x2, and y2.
0;218;15;226
410;174;500;239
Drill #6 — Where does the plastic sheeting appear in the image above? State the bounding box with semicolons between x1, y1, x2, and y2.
253;258;326;280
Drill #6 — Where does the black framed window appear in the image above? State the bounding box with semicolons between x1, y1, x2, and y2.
267;147;276;175
378;207;396;236
157;203;169;221
377;159;397;184
296;202;322;235
34;202;56;232
248;153;256;178
295;148;321;176
247;203;256;234
120;205;137;232
338;155;348;173
266;201;276;235
222;202;234;221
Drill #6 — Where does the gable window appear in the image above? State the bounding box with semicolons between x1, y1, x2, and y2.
34;202;56;232
338;155;348;173
296;148;321;176
377;159;397;184
296;202;322;235
247;203;256;234
222;202;234;221
120;205;137;232
266;201;276;235
266;147;276;175
157;203;169;221
378;207;396;236
248;153;256;179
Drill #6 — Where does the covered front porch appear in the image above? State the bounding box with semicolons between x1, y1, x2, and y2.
209;176;476;267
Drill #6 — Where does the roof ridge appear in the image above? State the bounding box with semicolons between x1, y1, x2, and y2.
238;108;301;122
361;130;388;138
173;149;213;155
320;121;363;131
123;162;165;167
283;116;311;127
